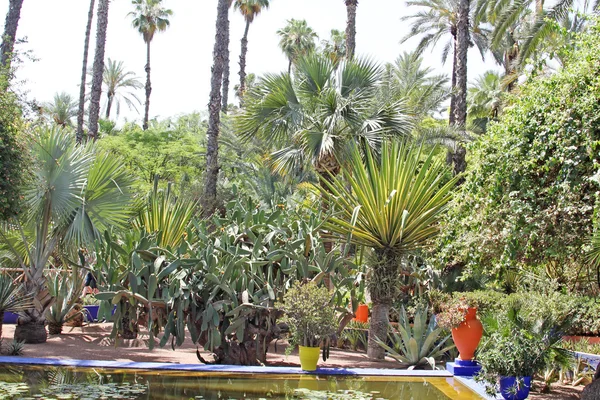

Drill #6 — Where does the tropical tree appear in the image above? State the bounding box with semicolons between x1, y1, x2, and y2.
320;29;346;68
101;58;143;119
344;0;358;59
88;0;111;141
234;0;270;104
76;0;96;143
451;0;469;174
221;0;232;114
237;54;412;186
276;19;318;73
203;0;231;215
0;0;24;70
467;70;502;125
129;0;172;130
321;141;456;360
0;127;133;343
42;92;78;128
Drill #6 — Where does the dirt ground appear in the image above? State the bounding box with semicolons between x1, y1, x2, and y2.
0;323;586;399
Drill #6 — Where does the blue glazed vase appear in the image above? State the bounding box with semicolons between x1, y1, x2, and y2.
499;376;531;400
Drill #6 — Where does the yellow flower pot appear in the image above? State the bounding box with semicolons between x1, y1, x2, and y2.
298;345;320;371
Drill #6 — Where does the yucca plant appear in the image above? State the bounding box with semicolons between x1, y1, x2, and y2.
321;140;456;359
0;274;34;339
45;268;86;335
374;306;454;369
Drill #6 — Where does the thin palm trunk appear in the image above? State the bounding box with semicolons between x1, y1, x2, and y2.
238;19;251;105
287;59;292;74
88;0;110;141
143;40;151;130
449;38;457;126
203;0;230;215
451;0;469;175
221;2;231;114
106;93;113;119
76;0;96;144
345;0;358;59
0;0;24;70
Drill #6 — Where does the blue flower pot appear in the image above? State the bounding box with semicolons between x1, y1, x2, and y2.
499;376;531;400
84;305;100;322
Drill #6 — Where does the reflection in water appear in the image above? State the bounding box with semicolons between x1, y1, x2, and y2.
0;365;479;400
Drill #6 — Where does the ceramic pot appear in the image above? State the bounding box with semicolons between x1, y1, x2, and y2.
451;307;483;361
298;345;320;371
499;376;531;400
353;304;369;323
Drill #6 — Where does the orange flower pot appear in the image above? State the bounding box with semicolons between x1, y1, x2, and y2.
451;307;483;361
353;304;369;323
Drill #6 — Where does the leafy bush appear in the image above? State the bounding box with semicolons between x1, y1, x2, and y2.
438;18;600;285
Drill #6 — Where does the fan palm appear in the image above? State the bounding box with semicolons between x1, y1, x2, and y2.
0;126;133;343
101;58;143;119
320;141;456;359
129;0;172;130
42;92;78;128
321;29;347;68
276;19;318;73
234;0;270;104
467;70;502;122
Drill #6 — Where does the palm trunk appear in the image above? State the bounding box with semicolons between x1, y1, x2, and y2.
0;310;4;339
287;59;292;74
76;0;96;144
143;40;151;130
448;37;457;127
106;93;113;119
0;0;24;70
238;19;251;106
88;0;110;141
221;2;231;114
345;0;358;59
451;0;469;176
202;0;230;216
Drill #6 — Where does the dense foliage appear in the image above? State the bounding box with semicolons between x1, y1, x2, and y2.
438;20;600;285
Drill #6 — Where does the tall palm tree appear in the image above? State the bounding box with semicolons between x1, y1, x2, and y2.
0;0;24;70
129;0;172;131
451;0;470;174
88;0;111;141
234;0;270;104
43;92;78;128
102;58;143;119
0;127;132;343
76;0;96;144
276;19;318;74
344;0;358;59
321;29;346;68
321;141;456;359
221;0;232;114
203;0;231;215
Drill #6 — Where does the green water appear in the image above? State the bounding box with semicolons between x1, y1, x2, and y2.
0;365;481;400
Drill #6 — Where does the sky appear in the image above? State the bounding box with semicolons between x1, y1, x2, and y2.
1;0;495;124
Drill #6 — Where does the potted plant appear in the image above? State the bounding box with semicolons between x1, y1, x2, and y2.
435;296;482;361
476;303;571;400
277;281;337;371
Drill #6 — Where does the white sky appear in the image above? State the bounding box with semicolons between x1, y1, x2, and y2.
1;0;494;124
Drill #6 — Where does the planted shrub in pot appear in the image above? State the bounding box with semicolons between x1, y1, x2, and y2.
277;281;337;371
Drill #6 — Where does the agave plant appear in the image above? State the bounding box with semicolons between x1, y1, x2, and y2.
0;274;34;339
45;268;86;335
374;306;454;369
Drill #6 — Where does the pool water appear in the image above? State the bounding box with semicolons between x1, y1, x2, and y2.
0;365;482;400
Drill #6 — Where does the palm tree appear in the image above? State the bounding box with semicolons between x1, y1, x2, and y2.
203;0;231;215
101;58;143;119
76;0;96;144
467;70;502;123
321;141;456;359
0;0;24;70
88;0;111;141
321;29;346;68
43;92;78;128
234;0;270;104
276;19;318;73
452;0;470;174
221;0;232;114
344;0;358;59
129;0;172;131
0;127;132;343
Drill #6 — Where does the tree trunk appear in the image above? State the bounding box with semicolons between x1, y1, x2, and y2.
451;0;469;175
76;0;96;144
287;59;292;74
106;93;113;119
221;1;231;114
367;301;390;359
14;316;47;344
238;19;251;106
202;0;230;216
0;310;4;339
448;38;457;127
345;0;358;59
88;0;110;141
47;322;62;335
143;40;151;130
0;0;24;70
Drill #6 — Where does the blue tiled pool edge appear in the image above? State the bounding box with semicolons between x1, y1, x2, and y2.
0;356;452;377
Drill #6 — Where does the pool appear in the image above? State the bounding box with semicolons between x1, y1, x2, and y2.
0;364;483;399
